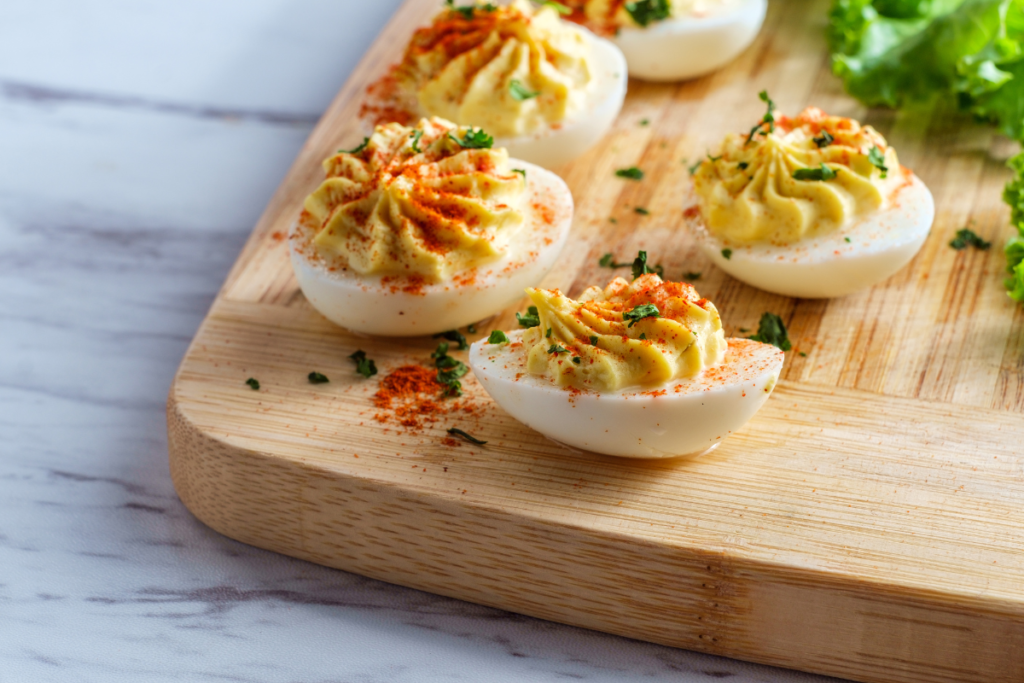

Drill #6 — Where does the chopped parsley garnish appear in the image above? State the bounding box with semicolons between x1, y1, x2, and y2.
688;158;703;175
609;217;618;224
639;118;650;126
721;248;733;260
542;0;571;14
447;427;487;445
467;323;477;333
434;329;468;350
615;166;644;180
639;332;647;340
708;154;721;163
409;129;423;153
509;79;539;101
445;0;495;18
572;356;582;364
548;344;567;354
624;0;670;27
517;305;540;328
868;145;888;178
349;350;378;378
512;168;526;179
623;303;660;328
737;161;749;170
589;335;599;346
245;378;260;390
683;271;702;281
432;342;468;397
799;351;808;357
844;236;852;243
634;207;650;215
449;127;494;149
340;137;369;155
749;312;792;351
600;253;630;268
813;130;834;148
545;327;553;338
746;90;776;144
308;371;329;384
792;163;837;181
631;250;663;279
949;228;991;251
488;330;509;344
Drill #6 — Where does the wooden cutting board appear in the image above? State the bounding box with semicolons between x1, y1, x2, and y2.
167;1;1024;681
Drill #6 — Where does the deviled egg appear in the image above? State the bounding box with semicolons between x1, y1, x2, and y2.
559;0;766;81
362;0;627;169
469;271;784;458
685;99;934;298
289;117;573;336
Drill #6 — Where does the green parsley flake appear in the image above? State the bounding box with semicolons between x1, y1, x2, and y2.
349;350;378;378
512;168;526;179
589;335;599;345
340;137;369;155
432;342;469;398
434;329;468;350
615;166;644;180
634;207;650;215
624;0;670;27
572;356;582;364
746;90;776;144
409;129;423;153
517;306;540;328
949;228;991;251
542;0;571;15
509;79;539;101
448;128;494;149
868;145;888;178
722;248;733;260
488;330;509;344
737;161;749;170
813;130;834;148
623;303;660;328
545;327;553;338
308;371;329;384
245;378;260;390
447;427;487;445
793;163;837;181
688;158;703;175
548;344;567;354
639;118;650;126
748;312;792;351
684;271;702;281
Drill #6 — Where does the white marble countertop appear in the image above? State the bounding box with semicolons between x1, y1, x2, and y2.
0;2;847;681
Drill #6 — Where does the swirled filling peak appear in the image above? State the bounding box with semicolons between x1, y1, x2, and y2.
692;106;901;245
393;0;593;137
523;273;727;392
301;117;525;283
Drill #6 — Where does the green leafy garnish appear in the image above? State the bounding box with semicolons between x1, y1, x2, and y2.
623;303;661;328
245;378;260;390
868;145;889;178
517;306;540;328
688;158;703;175
447;427;487;445
340;137;369;155
434;329;468;350
625;0;670;27
845;236;852;243
409;129;423;153
746;90;777;144
512;168;526;179
600;253;630;268
634;207;650;215
589;335;599;345
631;250;664;278
737;161;749;170
683;271;702;281
308;371;329;384
639;332;647;340
639;118;650;126
449;128;494;149
509;79;539;101
445;0;494;19
545;327;553;338
949;227;992;250
813;130;835;148
749;312;792;351
722;248;733;260
793;163;837;181
349;350;378;378
432;342;469;397
542;0;572;15
548;344;567;354
615;166;644;180
572;356;582;364
467;323;477;333
488;330;509;344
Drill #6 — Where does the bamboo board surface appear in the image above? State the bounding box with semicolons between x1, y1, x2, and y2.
167;1;1024;681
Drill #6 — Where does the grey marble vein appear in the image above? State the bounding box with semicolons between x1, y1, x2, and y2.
0;1;852;681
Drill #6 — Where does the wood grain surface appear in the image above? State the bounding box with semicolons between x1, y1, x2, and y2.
167;1;1024;681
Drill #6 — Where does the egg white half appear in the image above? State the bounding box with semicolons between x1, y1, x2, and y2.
289;160;573;337
612;0;767;82
469;330;784;459
685;168;935;299
496;25;627;169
